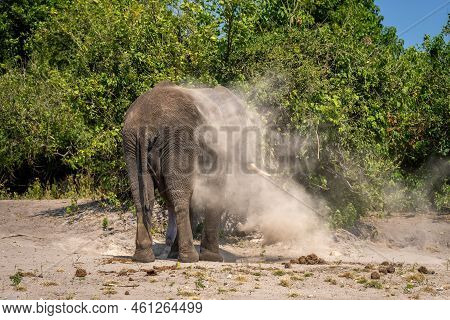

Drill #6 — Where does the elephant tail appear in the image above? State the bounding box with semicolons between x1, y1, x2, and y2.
138;128;151;214
123;126;154;216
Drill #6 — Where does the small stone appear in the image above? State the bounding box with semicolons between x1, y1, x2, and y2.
417;266;427;274
128;277;134;281
283;262;292;269
417;266;434;274
371;271;380;280
386;265;395;273
125;291;130;295
145;269;157;276
75;268;87;277
380;261;389;266
378;267;387;275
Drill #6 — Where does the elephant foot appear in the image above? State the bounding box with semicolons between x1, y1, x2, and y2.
132;247;155;263
199;248;223;262
167;250;179;259
158;245;171;259
167;241;179;259
178;247;199;263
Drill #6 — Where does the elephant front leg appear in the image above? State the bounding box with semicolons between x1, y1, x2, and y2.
133;207;156;263
200;208;223;262
174;202;199;263
165;206;178;246
159;207;177;259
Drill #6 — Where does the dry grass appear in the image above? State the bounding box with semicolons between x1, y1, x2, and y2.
365;280;382;289
272;270;286;276
102;287;117;295
290;275;304;281
177;289;198;297
236;275;247;282
405;273;425;284
279;278;292;287
339;272;355;279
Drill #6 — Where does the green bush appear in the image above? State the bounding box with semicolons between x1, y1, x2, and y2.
435;180;450;212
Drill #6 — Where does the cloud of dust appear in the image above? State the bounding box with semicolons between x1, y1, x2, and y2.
184;84;332;253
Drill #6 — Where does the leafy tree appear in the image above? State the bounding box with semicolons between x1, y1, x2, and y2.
0;0;65;70
0;0;448;224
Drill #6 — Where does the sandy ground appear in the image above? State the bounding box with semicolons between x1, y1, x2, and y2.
0;199;449;300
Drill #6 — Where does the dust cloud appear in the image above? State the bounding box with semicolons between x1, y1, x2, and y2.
184;84;332;253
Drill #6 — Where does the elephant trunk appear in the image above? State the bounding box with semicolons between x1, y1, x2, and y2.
138;128;151;214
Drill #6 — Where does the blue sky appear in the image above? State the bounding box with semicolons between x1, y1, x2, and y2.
375;0;449;47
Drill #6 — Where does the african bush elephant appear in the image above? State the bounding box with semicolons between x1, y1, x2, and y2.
122;81;254;263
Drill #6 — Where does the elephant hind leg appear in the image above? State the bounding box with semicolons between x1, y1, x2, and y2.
175;203;198;263
124;129;156;263
166;204;199;260
132;182;156;263
167;192;198;263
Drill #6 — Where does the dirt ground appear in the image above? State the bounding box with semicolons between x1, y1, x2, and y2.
0;199;449;300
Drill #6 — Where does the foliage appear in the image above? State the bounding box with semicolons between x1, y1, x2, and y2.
434;179;450;211
0;0;448;227
102;217;109;230
0;0;65;71
9;272;23;286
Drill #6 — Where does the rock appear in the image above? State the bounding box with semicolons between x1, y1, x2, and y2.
378;267;387;275
297;253;326;265
371;271;380;280
386;265;395;273
307;253;318;261
145;269;157;276
380;261;389;266
128;277;134;281
125;291;130;295
118;268;137;276
418;266;435;274
75;268;87;277
283;262;292;269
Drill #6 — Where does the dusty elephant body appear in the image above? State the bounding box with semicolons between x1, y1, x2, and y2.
122;81;251;263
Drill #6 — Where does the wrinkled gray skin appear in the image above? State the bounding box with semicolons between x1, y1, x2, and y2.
122;81;250;263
